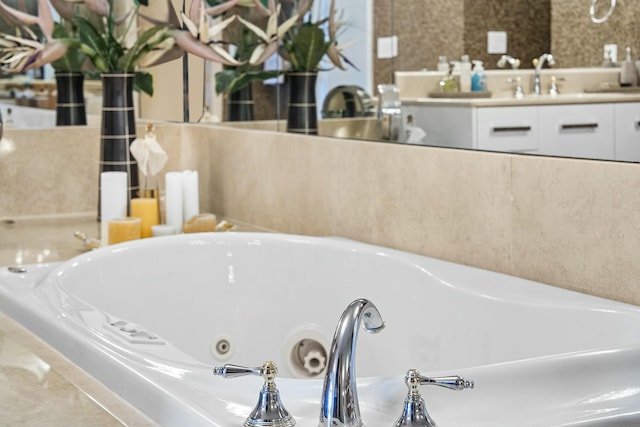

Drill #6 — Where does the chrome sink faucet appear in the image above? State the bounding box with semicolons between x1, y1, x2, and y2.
319;299;385;427
532;53;555;95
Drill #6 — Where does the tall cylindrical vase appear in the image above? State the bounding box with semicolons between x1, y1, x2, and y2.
286;72;318;135
226;84;254;121
99;72;139;218
55;71;87;126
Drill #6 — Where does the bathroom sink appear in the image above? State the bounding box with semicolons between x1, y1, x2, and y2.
319;117;379;140
1;232;639;426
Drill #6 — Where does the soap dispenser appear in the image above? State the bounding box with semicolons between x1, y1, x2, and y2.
620;47;637;86
471;60;488;92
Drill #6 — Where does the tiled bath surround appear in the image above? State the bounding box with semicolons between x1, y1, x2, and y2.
1;124;639;306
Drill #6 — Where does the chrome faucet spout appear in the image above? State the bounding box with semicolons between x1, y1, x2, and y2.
319;299;385;427
533;53;555;95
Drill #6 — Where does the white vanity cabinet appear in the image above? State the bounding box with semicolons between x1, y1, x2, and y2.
538;104;615;160
476;107;539;153
403;100;639;161
614;102;640;162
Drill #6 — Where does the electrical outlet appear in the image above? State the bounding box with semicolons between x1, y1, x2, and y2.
604;44;618;63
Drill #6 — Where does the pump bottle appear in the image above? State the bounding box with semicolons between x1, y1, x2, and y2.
471;60;488;92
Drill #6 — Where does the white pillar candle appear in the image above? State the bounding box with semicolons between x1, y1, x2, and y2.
165;171;183;233
100;171;128;245
151;224;177;237
182;170;199;224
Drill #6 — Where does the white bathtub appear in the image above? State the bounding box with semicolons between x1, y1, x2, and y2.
1;232;640;426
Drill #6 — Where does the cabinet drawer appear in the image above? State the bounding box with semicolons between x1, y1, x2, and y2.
538;104;615;160
614;103;640;162
476;107;538;153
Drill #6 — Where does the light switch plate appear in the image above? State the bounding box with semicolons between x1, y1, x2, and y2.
487;31;508;54
377;36;398;59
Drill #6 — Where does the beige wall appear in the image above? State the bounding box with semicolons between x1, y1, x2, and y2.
187;125;640;307
3;124;639;307
464;0;551;70
374;0;465;86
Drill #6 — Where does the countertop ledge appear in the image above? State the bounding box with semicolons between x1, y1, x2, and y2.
0;311;158;427
0;213;272;427
402;91;640;107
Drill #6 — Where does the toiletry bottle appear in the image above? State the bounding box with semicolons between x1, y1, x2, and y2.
460;55;471;92
439;63;459;93
471;60;488;92
437;56;449;72
620;47;637;87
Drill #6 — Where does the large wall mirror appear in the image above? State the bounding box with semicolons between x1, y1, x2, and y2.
211;0;640;163
0;0;639;164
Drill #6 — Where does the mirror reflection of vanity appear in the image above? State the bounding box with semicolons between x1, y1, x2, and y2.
3;0;640;164
381;0;640;162
175;0;640;161
217;0;640;163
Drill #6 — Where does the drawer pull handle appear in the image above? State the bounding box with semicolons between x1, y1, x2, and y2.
560;123;599;130
636;121;640;128
491;126;532;133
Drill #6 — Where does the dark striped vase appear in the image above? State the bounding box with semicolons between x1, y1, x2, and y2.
55;71;87;126
226;84;254;121
99;72;139;218
286;72;318;135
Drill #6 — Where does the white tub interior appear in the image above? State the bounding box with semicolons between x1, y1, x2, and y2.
45;233;640;378
3;233;640;426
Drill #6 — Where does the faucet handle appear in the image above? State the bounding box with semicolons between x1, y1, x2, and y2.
418;374;475;391
213;363;264;378
392;369;474;427
214;361;296;427
549;76;566;96
507;76;525;99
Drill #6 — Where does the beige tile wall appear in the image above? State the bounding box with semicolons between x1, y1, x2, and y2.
185;125;640;307
2;124;639;307
0;125;183;218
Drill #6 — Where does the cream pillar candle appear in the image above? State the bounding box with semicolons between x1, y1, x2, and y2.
165;171;183;233
100;171;128;246
182;170;199;224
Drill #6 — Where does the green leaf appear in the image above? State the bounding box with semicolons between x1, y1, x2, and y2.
50;24;86;71
286;23;331;71
74;16;110;71
215;69;237;95
118;25;168;71
215;69;279;95
134;71;153;96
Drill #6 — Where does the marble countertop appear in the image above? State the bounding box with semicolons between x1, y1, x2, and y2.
0;214;158;426
0;214;269;426
402;91;640;107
